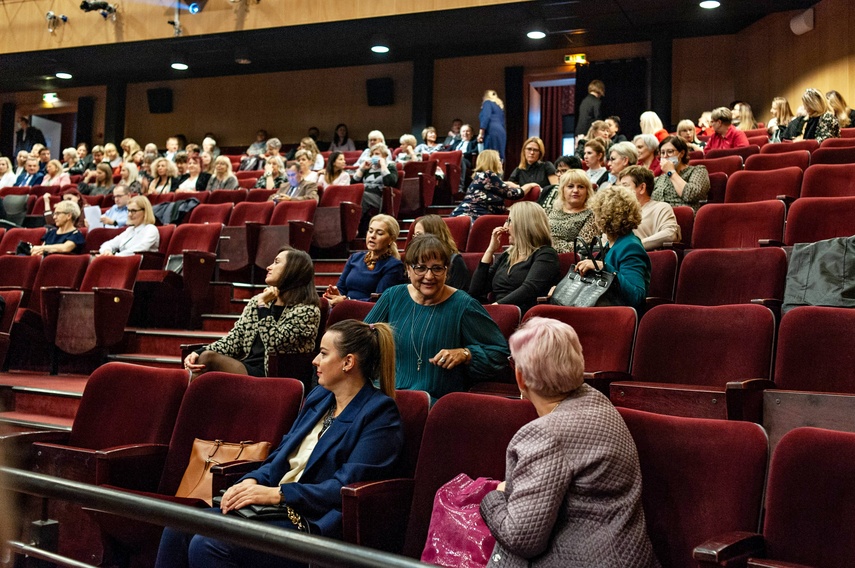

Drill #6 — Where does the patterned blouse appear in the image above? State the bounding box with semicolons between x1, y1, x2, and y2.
204;297;320;377
450;170;524;219
651;164;710;214
548;208;598;253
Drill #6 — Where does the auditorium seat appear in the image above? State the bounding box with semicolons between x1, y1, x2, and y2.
779;196;855;245
186;202;232;225
744;150;811;172
430;150;463;204
341;392;538;555
819;137;855;149
83;227;123;255
705;145;760;160
695;427;855;568
675;248;787;309
800;163;855;197
400;159;438;217
692;201;785;248
466;215;508;252
810;146;855;165
246;188;276;202
206;189;248;204
690;156;743;177
619;408;767;568
706;171;728;204
647;249;679;306
0;362;187;563
326;299;375;328
253;199;317;271
217;201;275;282
0;255;41;306
237;176;258;189
265;296;328;390
760;139;819;154
0;227;46;255
89;373;304;568
746;135;769;148
609;303;776;421
670;206;694;246
724;167;803;203
0;290;23;368
312;184;364;254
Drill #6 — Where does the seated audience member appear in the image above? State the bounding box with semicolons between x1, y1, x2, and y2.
470;201;561;314
607;141;639;185
539;155;583;210
269;164;319;203
294;149;319;183
201;136;220;158
354;130;385;167
606;115;628;143
654;136;710;213
576;185;651;310
767;97;795;142
677;120;705;151
448;124;478;191
395;134;420;164
76;143;91;169
146;157;177;195
207;156;239;191
42;159;71;187
43;187;87;228
620;165;681;250
480;316;658;568
352;143;397;230
120;138;141;163
548;169;599;253
15;156;45;187
583;139;611;189
634;134;663;176
364;234;510;401
329;123;356;153
697;111;714;136
451;150;526;220
63;147;83;175
99;196;159;256
173;152;189;177
100;186;131;228
410;214;470;290
184;246;321;379
84;145;106;171
164;137;180;162
318;152;350;189
443;118;463;146
31;200;85;256
324;214;405;306
783;88;841;144
509;137;559;194
732;102;758;131
14;151;29;177
253;156;287;189
0;157;17;189
175;157;210;192
161;318;401;567
36;146;51;172
827;90;855;128
200;151;214;173
78;163;116;196
414;126;443;157
138;152;157;193
704;107;750;152
245;129;268;156
103;143;122;170
296;137;324;171
640;111;669;142
115;163;142;195
575;121;611;159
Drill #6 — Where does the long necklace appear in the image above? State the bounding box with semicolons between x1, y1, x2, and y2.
410;302;436;372
319;403;336;437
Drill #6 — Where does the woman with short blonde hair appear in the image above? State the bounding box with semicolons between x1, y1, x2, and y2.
98;195;160;256
640;111;668;142
206;155;239;190
549;169;598;253
148;157;177;194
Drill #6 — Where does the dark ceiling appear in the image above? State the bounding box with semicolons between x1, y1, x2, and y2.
0;0;819;93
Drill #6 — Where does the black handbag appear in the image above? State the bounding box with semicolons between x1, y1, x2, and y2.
212;491;311;533
550;236;620;307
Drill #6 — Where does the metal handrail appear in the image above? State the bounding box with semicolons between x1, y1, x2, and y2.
0;467;428;568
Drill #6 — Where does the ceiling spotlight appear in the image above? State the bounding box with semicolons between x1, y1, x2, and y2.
80;1;117;19
527;30;546;39
188;1;207;14
370;35;389;54
234;48;251;65
46;11;69;33
699;1;720;8
55;72;73;79
171;61;189;71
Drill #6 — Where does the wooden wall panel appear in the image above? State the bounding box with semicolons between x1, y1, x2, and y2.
0;85;108;143
671;36;735;125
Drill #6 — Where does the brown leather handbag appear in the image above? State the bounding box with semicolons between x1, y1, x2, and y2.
176;439;272;505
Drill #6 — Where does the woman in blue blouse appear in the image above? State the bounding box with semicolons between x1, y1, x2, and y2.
31;200;85;255
450;150;528;220
324;214;405;306
575;185;651;311
478;89;507;159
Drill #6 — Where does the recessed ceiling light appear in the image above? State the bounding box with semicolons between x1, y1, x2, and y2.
700;1;720;9
371;44;389;54
171;62;189;71
55;72;73;80
527;30;547;40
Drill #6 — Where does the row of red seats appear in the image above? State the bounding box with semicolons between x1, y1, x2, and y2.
697;137;855;163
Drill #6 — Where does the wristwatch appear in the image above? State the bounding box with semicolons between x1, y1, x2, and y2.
279;486;286;506
666;171;673;177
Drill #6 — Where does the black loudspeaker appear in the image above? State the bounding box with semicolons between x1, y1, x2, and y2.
366;78;394;107
76;96;95;146
147;88;173;114
562;115;575;134
1;103;15;158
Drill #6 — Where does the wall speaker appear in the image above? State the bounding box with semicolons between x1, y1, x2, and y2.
147;88;173;114
790;8;814;36
366;78;394;107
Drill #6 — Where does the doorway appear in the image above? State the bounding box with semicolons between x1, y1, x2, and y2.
526;76;575;161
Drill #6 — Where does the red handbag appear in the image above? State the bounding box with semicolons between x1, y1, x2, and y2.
421;473;501;568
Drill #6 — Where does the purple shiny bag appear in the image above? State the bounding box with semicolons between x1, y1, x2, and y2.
421;473;501;568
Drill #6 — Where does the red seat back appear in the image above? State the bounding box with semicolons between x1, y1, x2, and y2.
775;307;855;393
672;206;694;245
724;167;803;203
0;255;41;292
186;203;232;225
692;201;785;248
393;390;430;478
801;163;855;197
483;304;520;340
84;228;124;254
31;195;61;216
810;146;855;165
80;255;141;292
647;249;679;302
761;140;819;154
675;247;787;306
841;128;855;138
165;223;221;256
706;172;728;204
319;184;364;207
747;135;769;147
618;408;767;568
270;200;317;224
523;305;637;373
784;197;855;245
237;177;258;189
206;189;248;204
689;156;743;177
704;145;760;160
246;189;276;202
0;290;23;333
440;216;471;252
0;228;46;256
466;215;508;252
173;191;209;205
632;304;775;386
26;254;90;316
228;201;274;226
343;150;362;165
67;363;187;450
822;137;855;148
326;299;374;329
156;224;175;254
744;150;811;172
430;150;462;168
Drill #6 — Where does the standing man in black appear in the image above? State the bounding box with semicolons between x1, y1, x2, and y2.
575;80;605;140
15;117;46;155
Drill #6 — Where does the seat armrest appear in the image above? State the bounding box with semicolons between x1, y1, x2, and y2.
0;430;70;467
139;251;165;270
759;239;786;247
747;559;816;568
210;459;264;495
776;195;796;206
584;371;632;397
181;342;207;361
537;296;549;304
662;242;686;251
29;442;167;489
645;296;674;308
694;531;765;567
725;379;776;422
341;478;415;552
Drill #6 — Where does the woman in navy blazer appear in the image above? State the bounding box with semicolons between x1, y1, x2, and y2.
156;319;403;568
